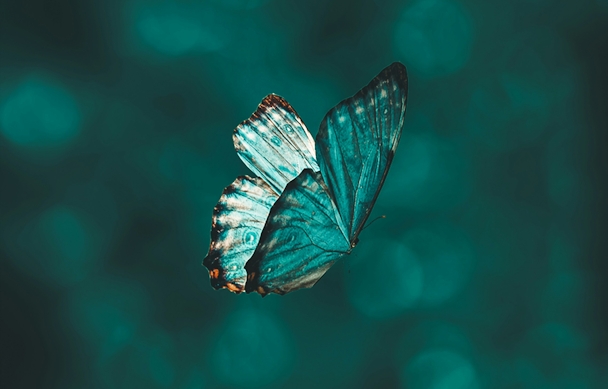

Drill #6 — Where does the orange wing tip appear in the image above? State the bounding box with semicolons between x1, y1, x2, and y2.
207;268;245;293
225;282;244;293
209;268;220;279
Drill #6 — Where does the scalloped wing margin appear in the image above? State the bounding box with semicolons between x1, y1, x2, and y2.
203;176;278;293
233;94;319;194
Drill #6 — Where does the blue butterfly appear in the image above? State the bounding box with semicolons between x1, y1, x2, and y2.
203;62;408;296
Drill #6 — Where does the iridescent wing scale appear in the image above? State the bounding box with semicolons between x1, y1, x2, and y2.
233;94;319;193
316;63;408;240
244;63;408;295
203;176;277;292
245;169;350;295
203;95;319;293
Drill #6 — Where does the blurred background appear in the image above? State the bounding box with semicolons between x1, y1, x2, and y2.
1;0;607;388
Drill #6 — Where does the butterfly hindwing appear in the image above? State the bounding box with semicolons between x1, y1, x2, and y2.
315;62;408;240
203;94;323;293
233;94;319;194
245;169;350;296
203;176;278;293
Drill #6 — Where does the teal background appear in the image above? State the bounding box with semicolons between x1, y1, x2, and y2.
1;0;607;388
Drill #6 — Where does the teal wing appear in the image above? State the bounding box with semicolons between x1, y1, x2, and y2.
204;63;408;296
203;94;321;293
233;94;319;194
244;169;350;296
315;62;408;240
203;176;278;293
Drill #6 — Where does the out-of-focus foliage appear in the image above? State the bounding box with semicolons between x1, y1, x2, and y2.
1;0;607;388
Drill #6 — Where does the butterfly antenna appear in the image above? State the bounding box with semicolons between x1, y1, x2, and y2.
362;215;386;231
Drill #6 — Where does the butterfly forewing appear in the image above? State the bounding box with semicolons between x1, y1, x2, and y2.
233;94;319;194
315;62;408;240
245;169;350;296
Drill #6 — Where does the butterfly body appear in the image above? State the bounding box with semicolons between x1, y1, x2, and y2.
203;63;408;296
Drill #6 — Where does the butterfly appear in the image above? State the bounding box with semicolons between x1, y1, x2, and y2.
203;62;408;296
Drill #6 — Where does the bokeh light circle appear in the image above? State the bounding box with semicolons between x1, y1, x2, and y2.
64;276;150;358
528;322;588;357
7;205;98;287
513;322;591;388
214;0;270;10
402;224;474;306
397;321;473;363
466;74;551;151
158;139;209;186
64;278;179;388
402;349;479;389
382;115;472;211
393;0;474;77
1;76;80;149
137;8;204;55
345;238;423;318
182;370;206;389
98;329;176;388
130;2;229;56
209;309;293;387
466;28;578;152
540;271;586;323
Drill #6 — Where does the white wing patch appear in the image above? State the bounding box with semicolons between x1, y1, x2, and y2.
233;94;319;194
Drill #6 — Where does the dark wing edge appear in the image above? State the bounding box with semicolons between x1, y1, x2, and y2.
315;62;408;241
203;176;278;293
233;94;319;194
244;169;350;296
